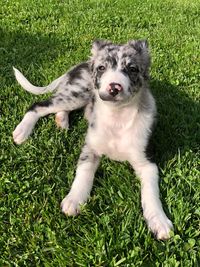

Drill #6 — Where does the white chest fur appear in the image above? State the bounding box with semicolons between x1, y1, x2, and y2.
86;96;154;161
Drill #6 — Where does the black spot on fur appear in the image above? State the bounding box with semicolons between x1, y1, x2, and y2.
90;104;94;113
82;87;90;92
68;62;90;84
105;56;118;69
28;99;52;112
58;93;66;98
93;69;104;89
71;91;79;97
90;122;95;128
121;53;128;59
107;46;117;53
88;96;95;114
145;137;156;163
71;91;91;101
52;94;72;104
66;96;72;101
57;97;64;102
91;95;96;104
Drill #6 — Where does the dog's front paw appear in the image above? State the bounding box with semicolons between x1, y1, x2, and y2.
146;213;173;240
13;122;32;144
61;194;83;216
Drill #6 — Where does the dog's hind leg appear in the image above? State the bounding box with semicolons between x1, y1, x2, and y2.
13;99;60;144
55;111;69;130
13;82;93;144
13;97;72;144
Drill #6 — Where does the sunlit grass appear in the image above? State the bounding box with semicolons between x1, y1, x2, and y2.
0;0;199;265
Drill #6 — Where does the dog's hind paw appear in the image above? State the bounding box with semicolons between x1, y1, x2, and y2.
55;111;69;130
61;194;82;216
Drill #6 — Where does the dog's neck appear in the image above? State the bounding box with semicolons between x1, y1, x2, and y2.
94;91;141;129
95;90;141;111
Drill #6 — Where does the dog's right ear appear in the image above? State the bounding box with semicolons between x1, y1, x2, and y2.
91;39;112;56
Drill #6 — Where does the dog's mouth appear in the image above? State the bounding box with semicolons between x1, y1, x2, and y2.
98;92;118;101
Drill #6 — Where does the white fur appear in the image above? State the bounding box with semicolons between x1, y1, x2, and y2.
87;95;142;161
13;103;64;144
13;112;39;144
61;159;99;215
13;67;67;95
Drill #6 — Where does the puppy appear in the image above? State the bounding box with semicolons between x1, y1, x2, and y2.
13;40;173;239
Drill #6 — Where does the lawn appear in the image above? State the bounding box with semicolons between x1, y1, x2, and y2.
0;0;199;266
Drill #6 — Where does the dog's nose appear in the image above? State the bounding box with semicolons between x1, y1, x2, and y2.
107;83;123;97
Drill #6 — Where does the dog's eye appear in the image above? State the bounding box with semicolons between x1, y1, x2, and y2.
97;65;106;72
128;65;139;73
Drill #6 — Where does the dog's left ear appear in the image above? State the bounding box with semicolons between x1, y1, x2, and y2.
129;40;151;78
129;40;148;53
91;39;112;56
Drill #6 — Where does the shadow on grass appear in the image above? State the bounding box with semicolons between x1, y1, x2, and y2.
150;79;199;168
0;27;76;84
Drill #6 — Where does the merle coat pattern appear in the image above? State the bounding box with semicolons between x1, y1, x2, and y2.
13;40;173;239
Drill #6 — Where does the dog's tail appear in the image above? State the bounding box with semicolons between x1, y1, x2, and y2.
13;67;66;95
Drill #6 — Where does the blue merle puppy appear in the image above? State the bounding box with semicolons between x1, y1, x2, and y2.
13;40;173;239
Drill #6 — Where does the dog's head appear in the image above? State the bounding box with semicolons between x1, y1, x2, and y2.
90;39;150;103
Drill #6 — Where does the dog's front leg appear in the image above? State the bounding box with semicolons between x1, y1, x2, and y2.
130;156;173;240
61;144;100;216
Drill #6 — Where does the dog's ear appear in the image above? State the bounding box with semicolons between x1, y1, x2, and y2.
129;40;151;78
91;39;113;56
128;40;148;53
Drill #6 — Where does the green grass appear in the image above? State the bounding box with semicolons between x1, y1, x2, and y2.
0;0;199;266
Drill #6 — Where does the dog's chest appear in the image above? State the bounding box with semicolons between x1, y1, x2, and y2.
87;104;139;161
